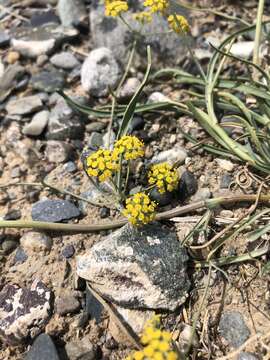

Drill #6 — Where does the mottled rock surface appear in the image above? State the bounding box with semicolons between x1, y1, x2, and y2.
77;224;190;311
0;281;52;345
219;311;250;348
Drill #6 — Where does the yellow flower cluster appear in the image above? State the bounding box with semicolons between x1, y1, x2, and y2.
148;162;179;194
122;192;157;226
126;315;178;360
167;14;190;34
113;135;144;161
133;11;152;24
105;0;128;17
143;0;169;13
86;149;119;182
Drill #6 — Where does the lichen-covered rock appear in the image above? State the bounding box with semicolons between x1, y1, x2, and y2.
0;281;52;345
77;224;190;311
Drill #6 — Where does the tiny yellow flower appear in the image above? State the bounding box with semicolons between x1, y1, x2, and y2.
122;192;157;226
143;0;169;13
148;162;179;193
113;135;144;161
167;14;190;34
105;0;128;17
125;314;178;360
86;149;119;182
133;11;152;24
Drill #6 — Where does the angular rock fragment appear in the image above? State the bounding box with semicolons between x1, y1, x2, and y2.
77;224;190;311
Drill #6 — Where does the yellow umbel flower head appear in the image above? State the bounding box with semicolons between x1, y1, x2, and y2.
133;11;152;24
105;0;128;17
143;0;169;13
86;149;119;182
122;192;157;226
113;135;144;161
148;162;179;194
126;315;178;360
167;14;190;34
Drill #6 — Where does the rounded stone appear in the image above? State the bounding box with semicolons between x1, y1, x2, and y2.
20;231;53;253
81;47;121;97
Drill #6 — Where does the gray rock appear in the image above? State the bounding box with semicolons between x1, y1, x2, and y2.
30;10;60;27
45;140;73;163
31;199;80;222
50;51;80;69
57;0;87;27
0;64;26;103
77;224;190;311
65;338;96;360
220;174;233;189
4;209;21;220
31;70;65;93
63;161;77;173
149;187;173;206
20;231;52;253
1;239;18;254
191;188;211;202
128;115;145;132
85;286;103;323
22;110;49;136
55;291;81;315
25;333;60;360
14;247;28;264
238;353;258;360
0;281;52;345
11;24;78;58
61;244;75;258
6;95;43;115
151;147;187;166
81;47;121;97
86;121;106;133
90;2;190;66
219;311;250;348
178;170;198;201
46;99;84;140
88;131;103;149
0;31;10;47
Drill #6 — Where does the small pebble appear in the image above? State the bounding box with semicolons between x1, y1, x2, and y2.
63;161;77;173
20;231;53;253
6;51;20;64
55;292;81;315
100;207;110;219
14;247;28;264
62;244;75;258
2;239;18;254
4;209;21;220
216;158;235;172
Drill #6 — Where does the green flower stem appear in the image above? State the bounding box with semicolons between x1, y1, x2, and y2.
253;0;265;68
1;194;270;233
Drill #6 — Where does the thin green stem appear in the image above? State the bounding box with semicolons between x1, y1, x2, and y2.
253;0;265;68
1;194;270;233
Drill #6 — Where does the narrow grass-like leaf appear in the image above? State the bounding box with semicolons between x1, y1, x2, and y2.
117;46;152;139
